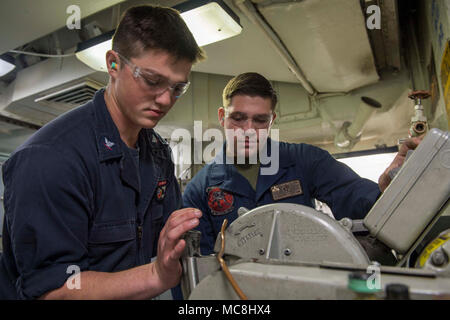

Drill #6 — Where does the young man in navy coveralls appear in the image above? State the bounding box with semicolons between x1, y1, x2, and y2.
182;73;423;256
0;6;205;299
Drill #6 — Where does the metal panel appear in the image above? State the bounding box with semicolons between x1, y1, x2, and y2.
258;0;379;92
0;0;125;54
214;203;370;265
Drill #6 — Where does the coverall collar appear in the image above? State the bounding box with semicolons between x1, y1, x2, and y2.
209;138;296;200
91;88;168;162
91;88;168;196
92;89;124;162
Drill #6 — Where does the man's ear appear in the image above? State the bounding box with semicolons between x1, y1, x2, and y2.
106;50;120;78
269;111;277;129
218;107;225;127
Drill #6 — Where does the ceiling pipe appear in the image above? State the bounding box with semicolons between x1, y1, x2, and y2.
233;0;317;96
253;0;305;8
334;96;382;150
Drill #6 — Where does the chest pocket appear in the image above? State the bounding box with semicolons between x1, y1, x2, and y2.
88;219;136;271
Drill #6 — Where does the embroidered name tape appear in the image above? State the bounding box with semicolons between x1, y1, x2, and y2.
270;180;303;201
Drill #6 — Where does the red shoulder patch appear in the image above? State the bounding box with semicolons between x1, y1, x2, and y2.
206;187;234;216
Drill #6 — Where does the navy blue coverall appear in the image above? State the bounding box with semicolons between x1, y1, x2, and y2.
0;89;181;299
183;140;381;255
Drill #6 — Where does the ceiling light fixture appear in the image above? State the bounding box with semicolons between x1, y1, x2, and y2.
75;30;114;72
175;0;242;47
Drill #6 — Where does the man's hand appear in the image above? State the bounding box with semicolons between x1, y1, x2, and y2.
40;208;202;300
378;135;424;192
153;208;202;291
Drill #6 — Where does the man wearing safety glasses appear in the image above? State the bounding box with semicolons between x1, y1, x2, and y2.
0;5;204;299
182;72;423;258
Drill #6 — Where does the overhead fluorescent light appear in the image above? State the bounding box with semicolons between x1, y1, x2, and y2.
0;55;16;77
75;30;114;72
175;0;242;47
75;1;242;71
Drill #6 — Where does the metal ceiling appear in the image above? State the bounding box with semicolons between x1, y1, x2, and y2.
257;0;379;92
0;0;386;89
195;0;381;92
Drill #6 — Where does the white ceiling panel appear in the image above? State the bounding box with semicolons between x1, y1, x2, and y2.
259;0;379;92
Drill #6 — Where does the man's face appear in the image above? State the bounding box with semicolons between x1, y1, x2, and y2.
219;95;275;160
110;48;192;130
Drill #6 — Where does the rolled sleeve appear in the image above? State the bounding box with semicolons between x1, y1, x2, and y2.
305;145;381;220
3;145;92;299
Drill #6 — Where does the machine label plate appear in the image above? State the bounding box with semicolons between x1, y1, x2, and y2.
270;180;303;201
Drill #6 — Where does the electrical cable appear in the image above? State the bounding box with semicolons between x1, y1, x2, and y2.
217;219;248;300
8;50;75;58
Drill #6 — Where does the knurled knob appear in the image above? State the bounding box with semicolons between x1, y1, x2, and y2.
408;90;431;100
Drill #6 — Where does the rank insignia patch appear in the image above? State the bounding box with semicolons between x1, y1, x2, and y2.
156;180;167;201
206;187;234;216
103;137;115;150
270;180;303;201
